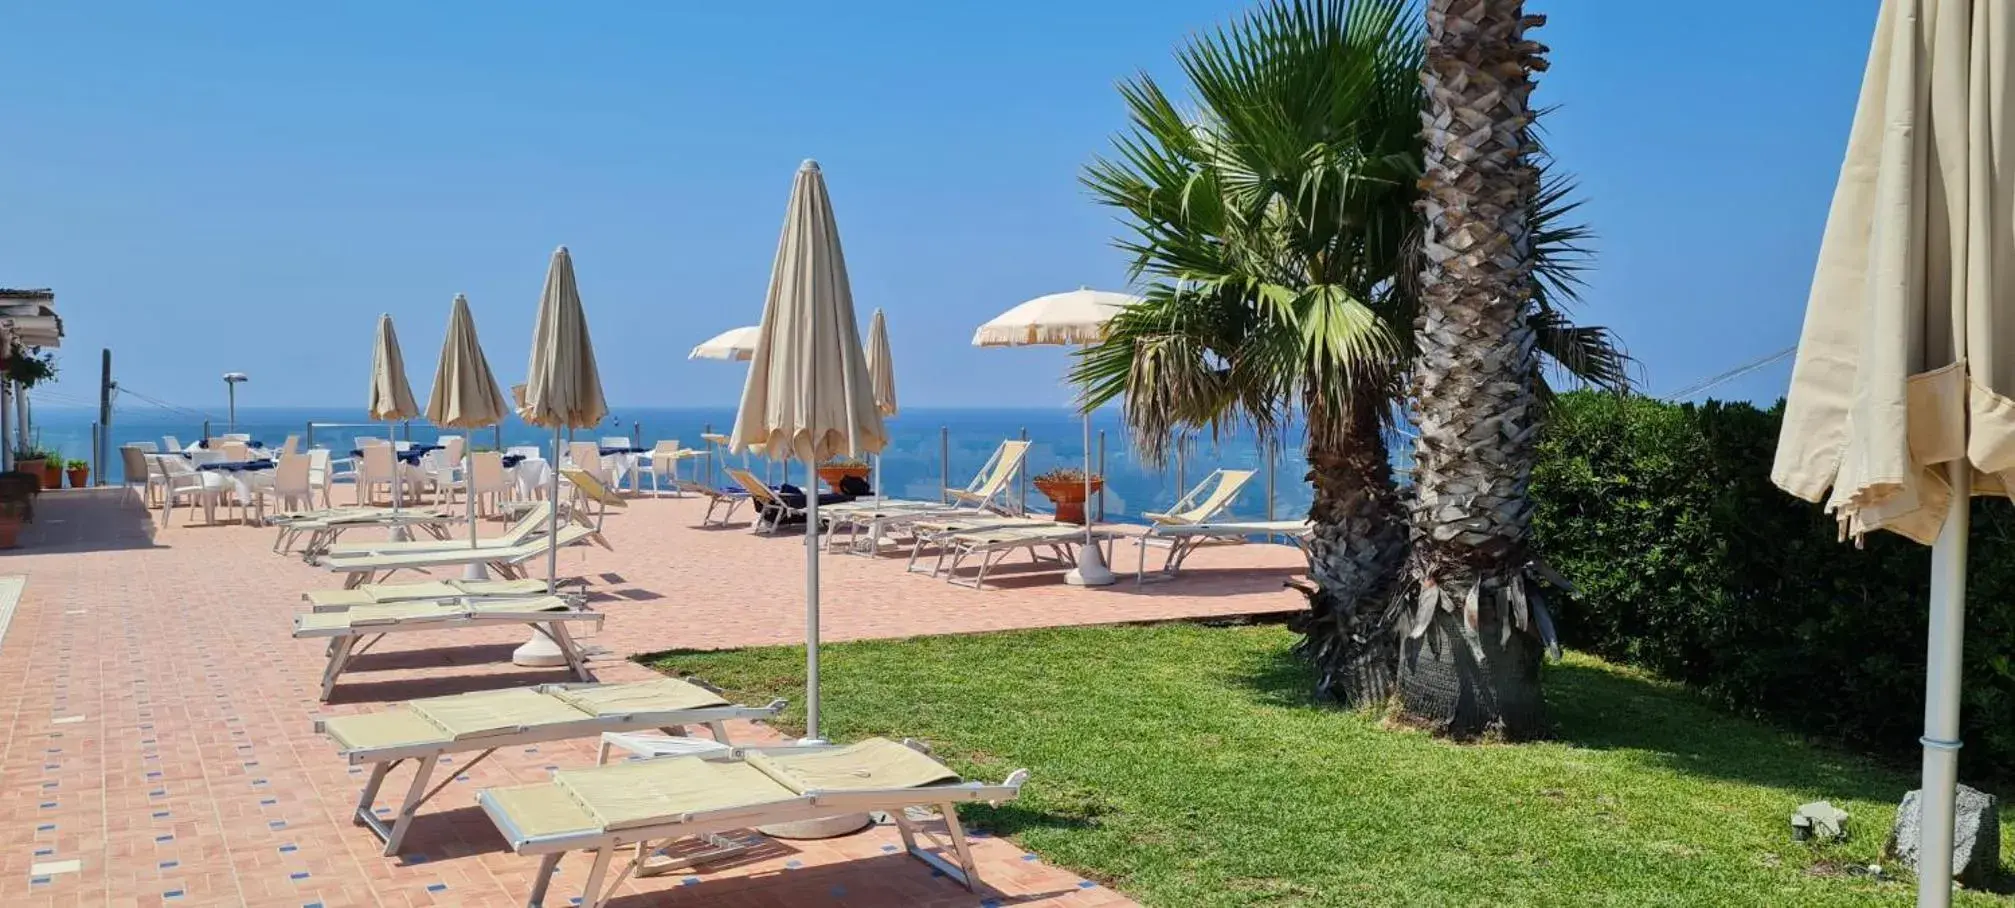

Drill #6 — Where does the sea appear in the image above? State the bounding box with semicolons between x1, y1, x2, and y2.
25;405;1318;522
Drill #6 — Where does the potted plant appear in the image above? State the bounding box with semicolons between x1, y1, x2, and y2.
65;459;89;489
11;446;53;492
1033;467;1105;525
816;456;871;490
3;350;56;389
0;498;22;548
39;456;61;491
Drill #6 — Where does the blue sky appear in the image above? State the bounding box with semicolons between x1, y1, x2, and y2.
0;0;1876;413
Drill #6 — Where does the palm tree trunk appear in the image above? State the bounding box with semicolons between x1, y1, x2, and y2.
1396;0;1550;738
1291;397;1405;707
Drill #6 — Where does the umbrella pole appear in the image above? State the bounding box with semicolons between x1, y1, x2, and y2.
388;430;409;541
1066;404;1114;587
805;455;824;743
1918;459;1969;908
515;424;569;667
463;445;488;580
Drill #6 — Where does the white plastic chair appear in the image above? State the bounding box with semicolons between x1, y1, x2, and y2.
599;436;631;450
421;437;467;504
469;451;512;516
359;446;399;505
220;440;251;461
269;453;314;515
222;433;252;443
279;434;300;456
122;447;163;506
567;441;609;484
156;456;226;526
129;440;159;453
162;435;183;453
307;448;336;508
645;440;687;496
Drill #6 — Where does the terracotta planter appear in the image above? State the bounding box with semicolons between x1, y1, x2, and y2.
40;463;61;491
817;465;870;490
1035;477;1105;525
13;459;45;492
66;468;88;489
0;515;18;549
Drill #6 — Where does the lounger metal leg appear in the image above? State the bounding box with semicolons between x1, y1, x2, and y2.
351;633;387;659
352;760;396;827
578;846;618;908
526;852;563;907
890;804;983;891
370;753;438;855
320;636;357;701
543;621;593;682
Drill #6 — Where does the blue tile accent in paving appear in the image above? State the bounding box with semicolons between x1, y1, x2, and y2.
1079;880;1099;889
268;820;287;830
304;903;324;908
34;848;52;857
42;764;57;770
289;871;310;881
152;811;169;819
164;890;184;900
426;883;448;893
160;861;179;870
681;876;701;886
252;779;268;787
39;802;55;809
30;876;49;886
36;824;55;832
981;900;1002;908
150;789;166;797
41;781;57;789
155;834;173;843
147;771;162;779
785;859;804;869
830;885;848;898
881;844;898;853
279;844;298;853
1021;853;1038;861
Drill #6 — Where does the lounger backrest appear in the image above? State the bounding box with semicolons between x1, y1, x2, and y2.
498;501;554;545
560;468;625;506
725;468;783;506
1163;469;1256;525
650;439;681;458
961;440;1029;502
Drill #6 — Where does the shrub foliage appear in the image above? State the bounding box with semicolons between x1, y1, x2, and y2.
1534;391;2015;779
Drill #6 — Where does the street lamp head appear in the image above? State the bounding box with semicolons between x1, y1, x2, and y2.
223;372;248;383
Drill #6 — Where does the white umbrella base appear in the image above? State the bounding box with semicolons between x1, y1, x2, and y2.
513;631;568;667
462;562;491;581
756;813;874;840
1064;543;1116;587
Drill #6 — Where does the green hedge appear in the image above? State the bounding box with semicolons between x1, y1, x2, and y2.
1532;391;2015;780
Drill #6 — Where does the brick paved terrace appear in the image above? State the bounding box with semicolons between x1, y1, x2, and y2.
0;487;1306;907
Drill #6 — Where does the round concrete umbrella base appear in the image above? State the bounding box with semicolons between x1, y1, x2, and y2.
513;631;568;667
462;561;491;581
1064;543;1116;587
756;813;874;840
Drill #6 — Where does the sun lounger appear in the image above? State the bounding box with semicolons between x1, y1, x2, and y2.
901;514;1058;571
294;596;602;700
817;498;969;555
1136;519;1314;586
319;502;553;558
925;524;1120;589
672;480;750;527
942;439;1029;514
725;468;849;534
1143;469;1255;527
315;677;785;854
478;737;1028;907
559;467;629;532
319;524;601;589
272;506;459;557
302;577;555;612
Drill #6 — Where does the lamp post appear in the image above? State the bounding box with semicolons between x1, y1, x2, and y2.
222;372;248;433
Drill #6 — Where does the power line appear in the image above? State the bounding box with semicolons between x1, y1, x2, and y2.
112;385;215;421
1659;346;1797;402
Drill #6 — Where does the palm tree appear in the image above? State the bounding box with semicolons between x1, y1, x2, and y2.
1393;0;1555;737
1075;0;1625;707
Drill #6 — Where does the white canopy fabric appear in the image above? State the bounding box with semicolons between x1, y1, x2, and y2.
426;294;508;429
1773;0;2015;545
367;314;421;422
730;160;887;464
522;247;608;431
865;308;898;417
689;326;762;362
1771;3;2015;903
972;288;1137;348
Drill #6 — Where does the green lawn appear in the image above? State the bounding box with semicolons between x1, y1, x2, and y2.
641;623;2009;907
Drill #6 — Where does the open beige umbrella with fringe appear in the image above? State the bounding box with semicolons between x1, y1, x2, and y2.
974;288;1137;587
730;160;886;745
689;325;762;362
1772;3;2015;902
426;293;508;577
518;246;607;666
368;314;421;533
